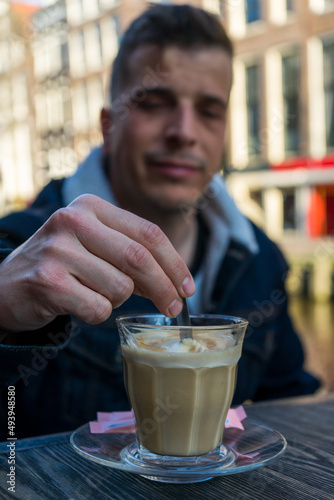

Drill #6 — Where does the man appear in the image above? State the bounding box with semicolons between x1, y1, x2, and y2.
0;4;319;439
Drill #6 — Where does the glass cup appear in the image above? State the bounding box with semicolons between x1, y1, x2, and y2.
116;314;248;468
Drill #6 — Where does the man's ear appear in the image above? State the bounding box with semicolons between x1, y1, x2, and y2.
100;107;113;155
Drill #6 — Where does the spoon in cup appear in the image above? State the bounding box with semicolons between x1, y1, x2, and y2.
176;297;193;341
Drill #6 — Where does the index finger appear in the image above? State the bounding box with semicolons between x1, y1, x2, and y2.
74;195;196;300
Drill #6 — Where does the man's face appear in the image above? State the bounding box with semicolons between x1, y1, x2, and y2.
108;45;232;213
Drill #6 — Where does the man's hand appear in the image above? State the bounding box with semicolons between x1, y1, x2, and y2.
0;195;196;332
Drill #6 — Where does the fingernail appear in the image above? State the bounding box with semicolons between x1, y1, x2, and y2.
168;299;183;317
182;276;196;296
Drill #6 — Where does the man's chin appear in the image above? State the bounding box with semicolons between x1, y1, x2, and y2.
148;186;202;209
148;195;197;216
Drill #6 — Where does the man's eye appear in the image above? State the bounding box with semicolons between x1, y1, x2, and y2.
200;108;223;119
139;99;165;109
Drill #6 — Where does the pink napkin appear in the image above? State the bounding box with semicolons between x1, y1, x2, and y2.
225;405;247;430
89;406;247;434
89;410;136;434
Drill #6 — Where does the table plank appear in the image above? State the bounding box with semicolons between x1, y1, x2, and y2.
0;393;334;500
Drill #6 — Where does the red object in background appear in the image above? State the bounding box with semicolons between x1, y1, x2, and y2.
271;155;334;170
271;155;334;237
308;188;326;238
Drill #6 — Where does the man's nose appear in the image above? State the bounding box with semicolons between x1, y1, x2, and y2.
164;105;197;148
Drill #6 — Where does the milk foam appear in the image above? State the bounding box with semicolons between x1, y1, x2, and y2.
122;330;242;368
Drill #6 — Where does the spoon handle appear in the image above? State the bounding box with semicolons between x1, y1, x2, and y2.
176;298;193;340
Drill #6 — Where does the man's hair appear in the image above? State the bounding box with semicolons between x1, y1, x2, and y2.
110;3;233;100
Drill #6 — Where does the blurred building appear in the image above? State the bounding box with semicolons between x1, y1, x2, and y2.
1;0;334;247
222;0;334;242
31;0;75;185
0;0;39;214
65;0;121;164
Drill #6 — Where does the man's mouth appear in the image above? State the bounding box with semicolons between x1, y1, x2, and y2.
146;154;204;179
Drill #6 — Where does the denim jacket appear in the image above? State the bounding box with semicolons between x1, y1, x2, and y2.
0;179;320;439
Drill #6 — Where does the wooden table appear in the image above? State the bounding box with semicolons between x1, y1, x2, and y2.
1;392;334;500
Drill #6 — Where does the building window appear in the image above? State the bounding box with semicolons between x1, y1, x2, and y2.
249;189;263;208
323;40;334;149
245;0;262;23
78;30;86;69
245;64;261;156
61;42;69;70
95;23;103;63
62;86;72;124
286;0;294;11
282;188;296;230
282;53;300;153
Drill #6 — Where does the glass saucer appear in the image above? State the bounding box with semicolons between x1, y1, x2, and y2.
70;419;287;484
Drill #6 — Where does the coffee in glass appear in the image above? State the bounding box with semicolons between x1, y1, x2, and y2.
116;314;247;466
